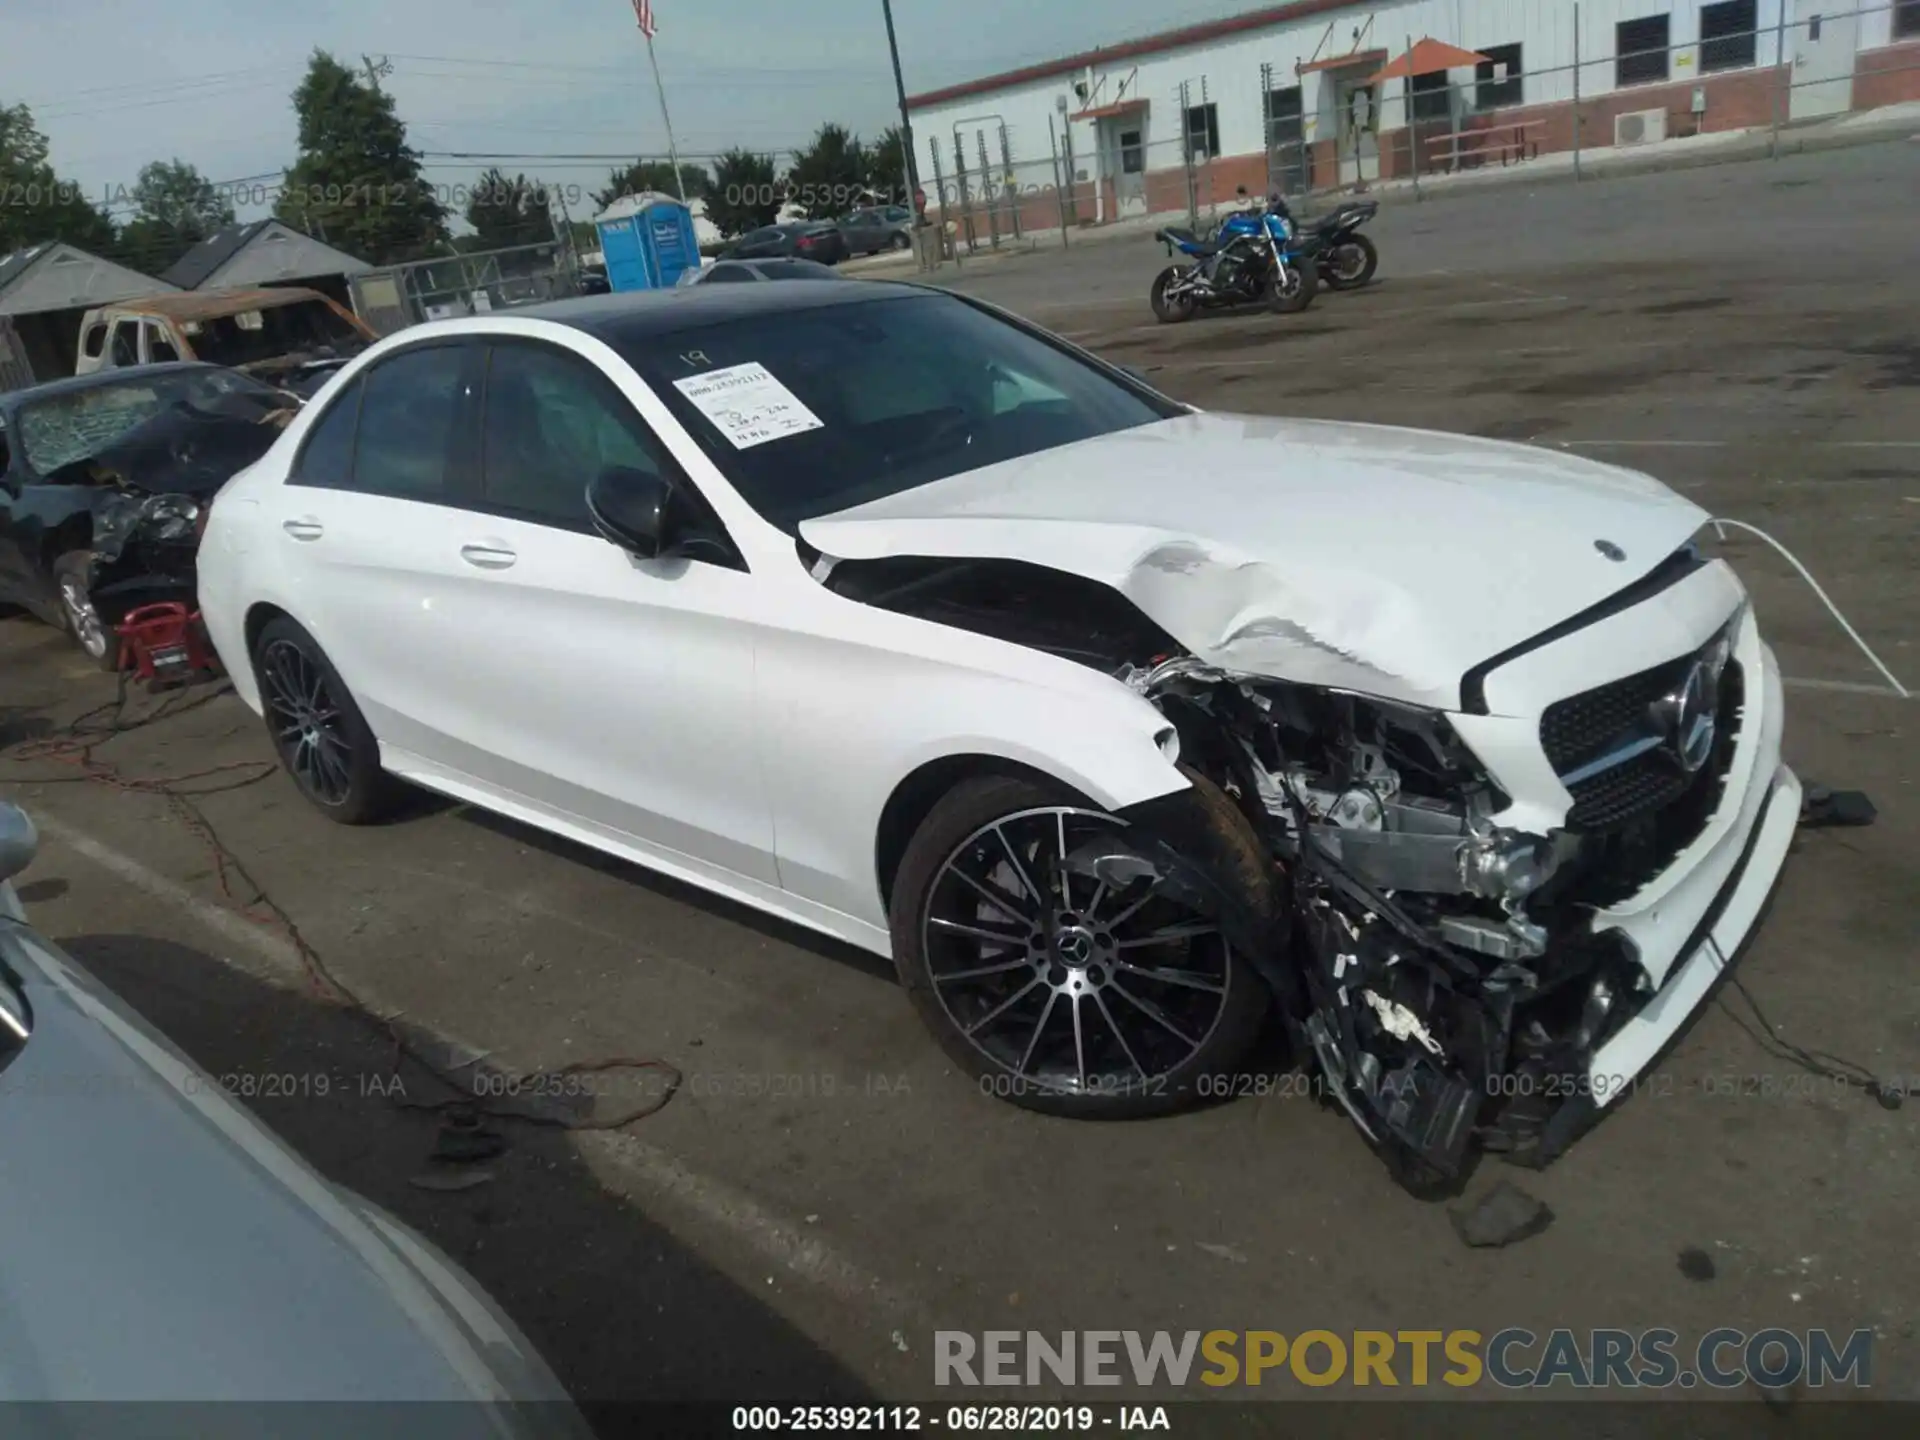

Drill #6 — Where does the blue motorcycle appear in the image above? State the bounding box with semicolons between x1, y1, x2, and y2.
1150;186;1319;323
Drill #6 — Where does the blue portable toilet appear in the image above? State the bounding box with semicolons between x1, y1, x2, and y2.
593;192;699;292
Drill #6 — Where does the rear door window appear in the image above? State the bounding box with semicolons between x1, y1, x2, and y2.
291;376;364;489
352;345;468;501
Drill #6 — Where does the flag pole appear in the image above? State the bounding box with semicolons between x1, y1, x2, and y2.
640;22;688;203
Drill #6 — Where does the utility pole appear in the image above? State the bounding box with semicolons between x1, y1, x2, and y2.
632;6;689;204
881;0;923;213
362;55;393;93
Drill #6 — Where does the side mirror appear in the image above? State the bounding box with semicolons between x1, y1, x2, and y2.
0;804;38;883
586;466;675;558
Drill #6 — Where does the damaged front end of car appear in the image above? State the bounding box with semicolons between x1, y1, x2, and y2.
1109;653;1737;1193
820;544;1753;1194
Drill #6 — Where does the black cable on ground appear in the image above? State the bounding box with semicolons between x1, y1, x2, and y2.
1;675;681;1131
1716;958;1903;1112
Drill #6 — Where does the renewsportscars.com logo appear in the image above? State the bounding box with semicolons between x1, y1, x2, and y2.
934;1328;1873;1391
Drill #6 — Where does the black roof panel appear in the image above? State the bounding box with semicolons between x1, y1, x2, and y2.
518;279;936;344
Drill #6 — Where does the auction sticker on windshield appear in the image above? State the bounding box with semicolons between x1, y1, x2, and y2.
672;361;823;449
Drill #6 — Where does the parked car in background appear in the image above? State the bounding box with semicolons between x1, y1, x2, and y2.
76;287;376;399
676;257;842;286
0;802;589;1429
723;222;848;267
836;205;915;256
0;363;296;666
195;282;1800;1195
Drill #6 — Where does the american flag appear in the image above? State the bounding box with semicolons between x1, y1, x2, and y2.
631;0;656;38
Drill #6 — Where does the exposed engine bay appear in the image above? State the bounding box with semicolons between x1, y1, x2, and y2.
824;551;1744;1192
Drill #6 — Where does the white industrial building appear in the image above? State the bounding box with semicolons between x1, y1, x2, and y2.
905;0;1920;224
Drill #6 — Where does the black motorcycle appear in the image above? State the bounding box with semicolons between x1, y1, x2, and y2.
1300;199;1381;290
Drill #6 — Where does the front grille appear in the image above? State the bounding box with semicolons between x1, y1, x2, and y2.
1563;663;1747;905
1540;653;1695;775
1543;645;1744;835
1565;752;1694;829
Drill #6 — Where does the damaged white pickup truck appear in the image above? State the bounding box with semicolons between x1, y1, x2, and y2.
197;282;1800;1194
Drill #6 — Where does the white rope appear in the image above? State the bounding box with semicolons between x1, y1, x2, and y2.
1711;518;1910;700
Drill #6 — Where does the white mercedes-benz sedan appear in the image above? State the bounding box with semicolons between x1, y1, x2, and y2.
197;282;1800;1191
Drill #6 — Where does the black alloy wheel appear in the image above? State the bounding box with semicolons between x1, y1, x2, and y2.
892;777;1267;1117
253;618;399;823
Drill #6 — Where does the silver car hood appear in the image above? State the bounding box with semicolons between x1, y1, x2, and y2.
801;413;1708;711
0;914;578;1424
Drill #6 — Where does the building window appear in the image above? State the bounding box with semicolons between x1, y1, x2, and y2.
1898;0;1920;37
1617;15;1672;87
1700;0;1758;72
1183;103;1220;161
1475;43;1524;109
1410;69;1452;122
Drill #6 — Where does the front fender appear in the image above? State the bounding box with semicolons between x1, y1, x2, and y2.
756;621;1190;930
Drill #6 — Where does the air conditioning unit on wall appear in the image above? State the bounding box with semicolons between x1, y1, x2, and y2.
1614;108;1668;147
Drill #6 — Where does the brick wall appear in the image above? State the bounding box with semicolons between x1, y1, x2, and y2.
1854;41;1920;109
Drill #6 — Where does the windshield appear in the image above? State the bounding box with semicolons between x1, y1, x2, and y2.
17;369;286;475
185;299;365;369
614;292;1178;531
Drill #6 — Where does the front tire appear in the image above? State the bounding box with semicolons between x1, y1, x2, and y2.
890;775;1269;1118
1150;266;1198;324
52;551;117;671
252;617;401;824
1267;257;1319;314
1323;233;1379;290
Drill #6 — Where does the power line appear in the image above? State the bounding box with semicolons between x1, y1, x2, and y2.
386;51;884;78
32;80;290;123
9;66;294;108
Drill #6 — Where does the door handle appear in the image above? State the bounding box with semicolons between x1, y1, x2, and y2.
282;517;324;541
459;543;518;570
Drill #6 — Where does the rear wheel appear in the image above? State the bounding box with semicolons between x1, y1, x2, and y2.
1323;233;1379;290
1150;266;1198;324
1267;257;1318;314
890;775;1269;1118
253;617;401;824
52;551;117;671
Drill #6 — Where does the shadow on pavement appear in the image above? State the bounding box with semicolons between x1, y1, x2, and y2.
60;933;874;1416
455;807;899;987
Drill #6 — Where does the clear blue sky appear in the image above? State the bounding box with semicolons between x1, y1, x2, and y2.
1;0;1249;225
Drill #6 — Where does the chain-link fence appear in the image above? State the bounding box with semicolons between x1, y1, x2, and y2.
349;240;582;337
916;0;1920;255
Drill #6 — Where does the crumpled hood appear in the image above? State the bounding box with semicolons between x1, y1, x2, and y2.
801;413;1708;711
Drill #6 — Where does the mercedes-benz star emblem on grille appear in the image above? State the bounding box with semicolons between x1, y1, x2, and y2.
1650;659;1719;774
1594;539;1627;561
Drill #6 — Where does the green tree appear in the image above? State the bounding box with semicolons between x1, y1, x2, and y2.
591;159;711;213
463;167;551;250
273;52;448;265
704;149;780;238
867;125;908;206
112;158;237;272
786;123;867;220
0;100;117;256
